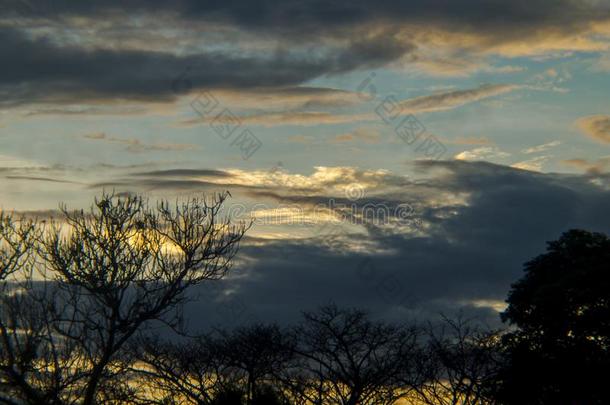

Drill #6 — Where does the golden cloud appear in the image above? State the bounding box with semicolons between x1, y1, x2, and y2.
399;84;520;114
577;115;610;143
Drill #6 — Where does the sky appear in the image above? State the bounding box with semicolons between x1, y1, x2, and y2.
2;0;610;328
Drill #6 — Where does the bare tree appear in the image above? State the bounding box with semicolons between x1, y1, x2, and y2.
131;335;225;404
288;304;419;405
412;315;502;405
0;213;47;405
124;307;505;405
0;192;248;405
212;324;293;404
0;212;37;282
134;324;294;405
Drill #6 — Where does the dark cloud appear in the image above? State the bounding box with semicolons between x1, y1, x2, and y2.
6;209;63;220
2;1;609;104
178;160;610;329
4;159;609;327
81;132;198;153
88;179;224;191
11;0;609;34
132;169;234;178
0;25;414;105
181;0;606;34
0;27;334;106
4;175;81;184
88;177;285;195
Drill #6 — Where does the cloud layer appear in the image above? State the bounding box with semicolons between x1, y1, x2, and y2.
173;160;610;328
5;159;609;326
2;1;610;105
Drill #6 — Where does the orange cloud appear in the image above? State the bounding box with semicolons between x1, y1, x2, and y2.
576;115;610;143
562;157;610;174
399;84;520;113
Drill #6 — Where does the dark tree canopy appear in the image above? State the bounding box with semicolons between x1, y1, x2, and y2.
497;229;610;405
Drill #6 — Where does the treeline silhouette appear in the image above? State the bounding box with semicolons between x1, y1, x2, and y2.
0;193;608;404
132;305;500;405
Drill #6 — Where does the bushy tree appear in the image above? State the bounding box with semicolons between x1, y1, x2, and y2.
497;229;610;404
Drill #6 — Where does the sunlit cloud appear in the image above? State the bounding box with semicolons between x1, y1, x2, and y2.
521;140;562;154
577;115;610;143
562;157;610;174
454;147;511;161
399;84;520;114
511;156;549;172
466;299;508;313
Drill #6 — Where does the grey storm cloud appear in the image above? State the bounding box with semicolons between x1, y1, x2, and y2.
5;158;610;327
8;0;608;34
174;160;610;329
2;0;610;104
0;27;337;105
132;169;235;178
0;25;414;105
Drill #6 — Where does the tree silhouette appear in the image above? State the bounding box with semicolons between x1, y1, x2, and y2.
0;213;51;404
412;315;502;405
135;324;293;405
497;229;610;404
0;192;248;405
0;213;37;282
288;304;419;405
211;324;294;404
132;334;229;404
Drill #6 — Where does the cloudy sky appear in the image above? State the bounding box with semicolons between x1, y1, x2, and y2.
2;0;610;327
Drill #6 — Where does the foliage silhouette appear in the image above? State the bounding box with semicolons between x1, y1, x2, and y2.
497;229;610;405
